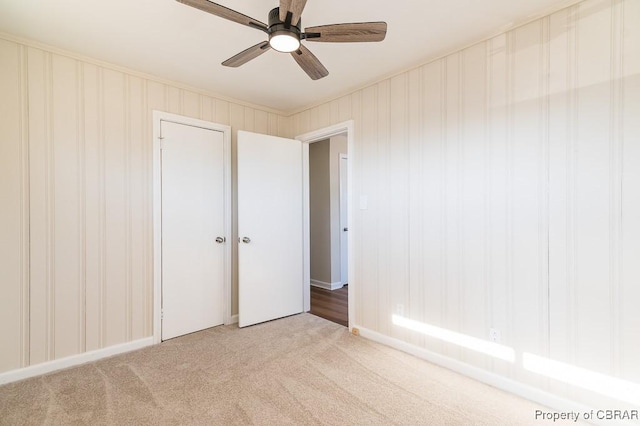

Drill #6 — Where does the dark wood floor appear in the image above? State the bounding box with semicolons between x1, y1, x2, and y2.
310;285;348;327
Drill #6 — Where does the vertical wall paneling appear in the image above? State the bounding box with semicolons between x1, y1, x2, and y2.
0;40;26;372
407;68;423;348
350;91;362;324
128;76;146;340
337;96;351;124
146;81;166;114
329;99;339;127
482;40;492;370
318;103;330;130
609;0;623;380
375;80;391;336
460;43;488;368
317;103;328;131
20;45;30;368
505;29;516;377
255;110;268;134
550;5;581;398
167;86;181;114
486;34;510;376
388;74;410;341
124;76;132;342
540;16;551;364
0;35;288;376
83;63;101;352
359;85;378;330
201;96;214;122
141;79;152;337
77;61;86;354
510;21;545;384
621;0;640;383
102;69;127;347
98;67;108;350
299;110;310;138
278;115;291;138
308;106;319;134
286;0;639;408
27;48;52;365
548;8;571;390
51;54;82;359
215;99;230;125
574;0;613;375
46;53;55;362
444;54;462;359
421;59;446;354
182;90;200;118
244;107;255;133
268;113;278;136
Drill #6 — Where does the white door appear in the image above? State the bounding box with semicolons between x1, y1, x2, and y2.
161;121;225;340
339;154;348;285
238;131;304;327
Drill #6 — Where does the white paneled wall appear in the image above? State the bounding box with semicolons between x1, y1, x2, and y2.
0;39;29;373
621;0;640;385
292;0;639;408
0;35;288;374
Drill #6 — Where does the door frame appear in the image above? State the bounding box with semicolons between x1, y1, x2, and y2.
152;111;232;344
339;153;348;286
296;121;354;329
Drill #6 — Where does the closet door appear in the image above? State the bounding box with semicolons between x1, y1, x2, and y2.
161;121;225;340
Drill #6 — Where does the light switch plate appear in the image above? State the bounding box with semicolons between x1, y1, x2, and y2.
359;195;368;210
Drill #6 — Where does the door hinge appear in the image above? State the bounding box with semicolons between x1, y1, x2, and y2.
161;309;163;320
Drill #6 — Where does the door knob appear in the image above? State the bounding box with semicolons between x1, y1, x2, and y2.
242;237;251;243
215;237;225;244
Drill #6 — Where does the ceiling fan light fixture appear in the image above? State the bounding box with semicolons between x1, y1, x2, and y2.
269;31;300;53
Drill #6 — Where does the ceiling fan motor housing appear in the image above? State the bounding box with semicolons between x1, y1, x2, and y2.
268;7;301;40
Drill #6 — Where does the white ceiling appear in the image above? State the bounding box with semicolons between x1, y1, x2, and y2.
0;0;575;112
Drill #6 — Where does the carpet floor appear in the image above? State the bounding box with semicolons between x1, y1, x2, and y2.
1;314;557;425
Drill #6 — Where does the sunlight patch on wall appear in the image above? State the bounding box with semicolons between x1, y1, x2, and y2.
523;353;640;406
392;315;515;363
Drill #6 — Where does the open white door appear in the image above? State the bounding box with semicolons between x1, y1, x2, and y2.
238;131;304;327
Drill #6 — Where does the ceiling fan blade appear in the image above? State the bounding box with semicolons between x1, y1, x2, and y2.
290;44;328;80
304;22;387;43
222;41;271;67
279;0;307;26
176;0;268;32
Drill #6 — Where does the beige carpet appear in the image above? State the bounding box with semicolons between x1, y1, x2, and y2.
1;313;558;425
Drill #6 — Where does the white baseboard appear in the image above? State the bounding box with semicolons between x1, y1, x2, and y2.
352;325;614;425
0;337;154;386
311;279;343;291
229;314;239;325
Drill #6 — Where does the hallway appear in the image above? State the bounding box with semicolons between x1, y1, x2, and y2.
309;286;348;327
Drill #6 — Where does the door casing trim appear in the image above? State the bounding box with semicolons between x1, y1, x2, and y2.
339;153;349;286
152;111;232;344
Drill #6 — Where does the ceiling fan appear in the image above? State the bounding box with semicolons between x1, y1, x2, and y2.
176;0;387;80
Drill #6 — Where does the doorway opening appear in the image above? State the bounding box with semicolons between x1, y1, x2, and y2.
298;122;353;329
307;136;348;326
